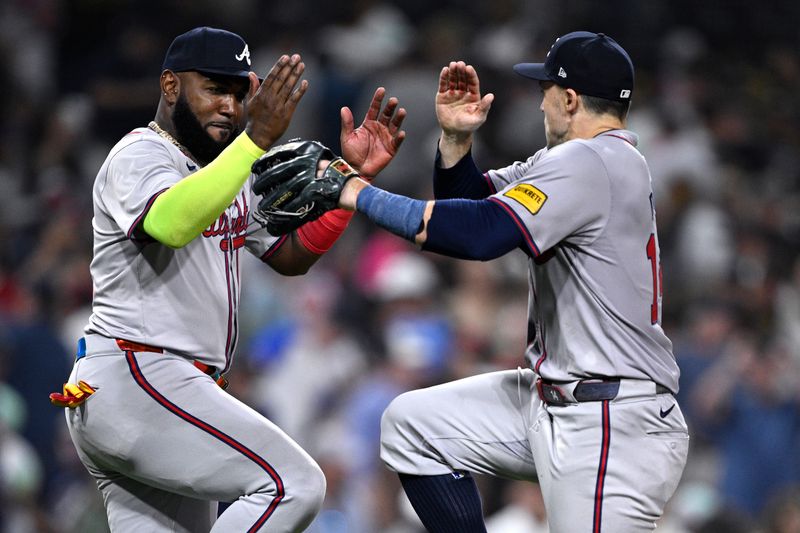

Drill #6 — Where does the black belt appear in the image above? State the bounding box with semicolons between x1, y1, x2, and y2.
536;378;670;406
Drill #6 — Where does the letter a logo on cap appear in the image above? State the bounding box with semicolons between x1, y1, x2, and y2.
235;44;251;65
558;67;567;78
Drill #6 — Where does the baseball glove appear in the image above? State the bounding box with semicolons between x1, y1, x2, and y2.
251;139;360;235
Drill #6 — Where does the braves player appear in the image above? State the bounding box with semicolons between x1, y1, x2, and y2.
50;27;405;532
329;31;690;531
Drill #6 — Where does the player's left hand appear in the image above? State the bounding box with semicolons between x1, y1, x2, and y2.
436;61;494;138
251;140;360;235
340;87;406;179
245;54;308;150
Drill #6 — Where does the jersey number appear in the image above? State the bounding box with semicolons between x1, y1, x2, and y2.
646;233;663;324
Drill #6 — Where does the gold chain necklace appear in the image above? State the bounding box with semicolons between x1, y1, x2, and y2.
148;121;196;161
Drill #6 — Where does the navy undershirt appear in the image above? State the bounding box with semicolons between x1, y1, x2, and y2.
423;150;526;260
432;149;495;199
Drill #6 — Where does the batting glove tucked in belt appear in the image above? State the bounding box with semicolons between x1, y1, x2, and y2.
50;381;96;408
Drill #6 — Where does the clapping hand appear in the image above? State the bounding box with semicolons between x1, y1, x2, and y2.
340;87;406;179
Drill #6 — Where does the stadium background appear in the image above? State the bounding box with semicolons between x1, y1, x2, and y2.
1;0;799;531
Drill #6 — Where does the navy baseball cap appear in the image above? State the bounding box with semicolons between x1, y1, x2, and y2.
514;31;634;102
162;26;253;79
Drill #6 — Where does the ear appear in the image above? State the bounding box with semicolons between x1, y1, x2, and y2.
564;88;580;114
160;70;179;105
248;71;260;100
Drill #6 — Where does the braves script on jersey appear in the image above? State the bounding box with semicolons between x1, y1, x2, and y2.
67;125;325;532
88;127;283;372
487;129;678;391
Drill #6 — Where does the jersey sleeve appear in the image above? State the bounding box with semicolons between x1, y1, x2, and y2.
485;148;548;192
489;141;610;256
243;174;287;260
99;139;183;239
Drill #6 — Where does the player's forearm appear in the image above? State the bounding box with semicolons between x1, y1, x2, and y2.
340;180;432;245
340;180;521;260
422;199;523;259
433;148;493;200
143;132;265;248
266;232;321;275
437;131;473;168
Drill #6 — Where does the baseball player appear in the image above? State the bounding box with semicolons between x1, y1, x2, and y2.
305;31;689;531
49;27;405;532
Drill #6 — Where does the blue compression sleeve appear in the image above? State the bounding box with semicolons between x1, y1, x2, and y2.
422;199;524;260
356;186;426;241
433;150;494;200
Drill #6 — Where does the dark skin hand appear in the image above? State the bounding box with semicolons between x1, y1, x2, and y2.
268;87;407;275
244;54;308;150
247;55;316;276
153;54;313;275
154;54;307;152
340;87;406;178
150;56;404;275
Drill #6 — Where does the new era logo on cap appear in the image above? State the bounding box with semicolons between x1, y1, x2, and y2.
512;31;634;102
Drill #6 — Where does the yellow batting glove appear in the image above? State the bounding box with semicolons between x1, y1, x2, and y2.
50;380;96;408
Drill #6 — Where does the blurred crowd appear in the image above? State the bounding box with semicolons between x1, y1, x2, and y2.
1;0;800;532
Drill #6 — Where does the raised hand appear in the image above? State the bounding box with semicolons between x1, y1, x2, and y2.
436;61;494;140
246;54;308;150
340;87;406;178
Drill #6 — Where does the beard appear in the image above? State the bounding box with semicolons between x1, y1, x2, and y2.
172;94;240;166
544;120;568;149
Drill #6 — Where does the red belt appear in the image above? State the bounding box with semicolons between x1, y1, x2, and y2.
115;339;228;389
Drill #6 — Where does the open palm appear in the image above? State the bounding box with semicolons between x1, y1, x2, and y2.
340;88;406;178
436;61;494;137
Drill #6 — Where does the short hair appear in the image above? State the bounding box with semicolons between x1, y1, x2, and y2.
580;94;630;121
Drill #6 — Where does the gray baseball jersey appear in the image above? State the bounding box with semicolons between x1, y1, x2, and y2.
87;127;282;372
68;126;327;532
487;130;679;392
381;130;689;532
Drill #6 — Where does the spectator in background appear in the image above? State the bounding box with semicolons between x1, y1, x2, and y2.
246;269;367;444
86;22;163;143
691;334;800;518
0;334;45;531
0;282;71;506
1;1;800;531
763;486;800;533
329;250;451;532
774;256;800;363
671;300;739;438
485;480;549;533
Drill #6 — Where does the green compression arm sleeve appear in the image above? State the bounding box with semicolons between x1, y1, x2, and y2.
142;132;265;248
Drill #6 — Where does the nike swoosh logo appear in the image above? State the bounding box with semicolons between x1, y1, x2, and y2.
186;162;197;171
660;404;675;418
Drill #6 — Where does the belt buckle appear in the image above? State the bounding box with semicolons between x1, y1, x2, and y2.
215;375;229;390
193;360;228;390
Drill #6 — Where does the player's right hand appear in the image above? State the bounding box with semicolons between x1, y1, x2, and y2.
245;54;309;150
436;61;494;139
340;87;406;179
